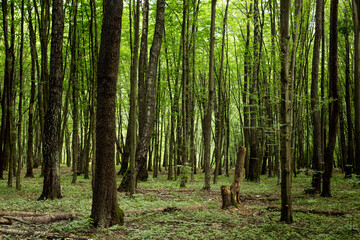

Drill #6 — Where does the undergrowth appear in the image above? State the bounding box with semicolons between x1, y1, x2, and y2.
0;166;359;239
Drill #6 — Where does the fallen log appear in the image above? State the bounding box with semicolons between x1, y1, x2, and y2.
0;228;89;240
3;216;33;226
0;217;12;225
267;205;358;216
0;211;44;217
0;212;82;224
20;213;79;223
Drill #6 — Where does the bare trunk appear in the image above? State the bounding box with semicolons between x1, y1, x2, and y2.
279;0;293;223
203;0;216;190
91;0;124;227
321;0;339;197
310;0;324;193
38;0;64;200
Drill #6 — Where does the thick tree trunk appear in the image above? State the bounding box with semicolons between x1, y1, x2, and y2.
352;0;360;176
91;0;124;228
38;0;64;200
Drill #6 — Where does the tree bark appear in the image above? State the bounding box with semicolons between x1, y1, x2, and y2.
214;0;229;184
71;0;79;184
16;0;25;190
344;8;355;177
248;0;260;182
135;0;165;181
130;0;141;196
279;0;293;223
203;0;216;190
25;1;37;178
310;0;324;193
38;0;64;200
90;0;124;227
321;0;339;198
352;0;360;176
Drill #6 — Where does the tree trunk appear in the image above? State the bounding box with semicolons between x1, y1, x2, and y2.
203;0;216;190
243;3;252;180
344;9;355;177
310;0;324;194
138;0;149;140
352;0;360;176
16;0;25;190
71;0;79;184
135;0;165;181
38;0;64;200
91;0;124;227
321;0;339;197
25;1;37;178
248;0;260;182
214;0;229;184
279;0;293;223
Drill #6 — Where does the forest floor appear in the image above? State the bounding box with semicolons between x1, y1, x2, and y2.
0;166;359;240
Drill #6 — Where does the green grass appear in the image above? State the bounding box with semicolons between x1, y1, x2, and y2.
0;167;359;239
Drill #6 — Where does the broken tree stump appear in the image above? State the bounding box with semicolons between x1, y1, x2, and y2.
221;146;246;209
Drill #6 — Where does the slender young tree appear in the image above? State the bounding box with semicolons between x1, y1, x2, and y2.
204;0;216;190
38;0;64;200
25;1;37;178
129;0;141;196
279;0;293;223
214;0;229;184
248;0;260;182
16;0;25;190
343;7;355;177
321;0;339;197
71;0;79;184
91;0;124;227
310;0;324;193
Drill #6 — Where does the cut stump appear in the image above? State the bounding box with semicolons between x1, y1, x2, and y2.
221;146;246;209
